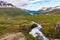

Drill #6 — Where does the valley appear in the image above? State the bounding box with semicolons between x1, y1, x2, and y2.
0;7;60;40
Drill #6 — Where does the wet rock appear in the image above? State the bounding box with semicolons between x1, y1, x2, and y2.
31;24;37;29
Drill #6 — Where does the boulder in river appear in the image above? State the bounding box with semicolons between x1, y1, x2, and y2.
31;24;37;29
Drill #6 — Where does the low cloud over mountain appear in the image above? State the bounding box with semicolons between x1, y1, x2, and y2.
1;0;60;11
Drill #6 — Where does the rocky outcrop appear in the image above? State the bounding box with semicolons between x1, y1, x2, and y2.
54;23;60;39
54;23;60;31
0;32;26;40
0;1;15;8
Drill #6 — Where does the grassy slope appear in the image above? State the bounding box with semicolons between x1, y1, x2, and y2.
0;8;30;16
0;14;60;39
0;8;60;39
0;8;36;40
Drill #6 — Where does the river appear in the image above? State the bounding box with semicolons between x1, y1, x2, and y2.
29;21;49;40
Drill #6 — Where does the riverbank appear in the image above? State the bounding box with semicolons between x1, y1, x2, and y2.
0;13;60;39
0;32;26;40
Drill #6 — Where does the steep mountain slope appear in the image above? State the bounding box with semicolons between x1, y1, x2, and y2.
0;8;30;16
0;1;30;16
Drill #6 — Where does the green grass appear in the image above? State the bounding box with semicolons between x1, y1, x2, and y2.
22;32;35;40
0;8;60;39
0;14;60;39
0;8;30;16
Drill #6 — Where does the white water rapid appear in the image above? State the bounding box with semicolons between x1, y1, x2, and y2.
29;21;49;40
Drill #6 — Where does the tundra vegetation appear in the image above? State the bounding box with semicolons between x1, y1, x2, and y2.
0;8;60;40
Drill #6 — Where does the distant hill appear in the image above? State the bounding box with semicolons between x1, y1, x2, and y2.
34;5;60;15
23;5;60;15
0;8;30;16
35;9;60;15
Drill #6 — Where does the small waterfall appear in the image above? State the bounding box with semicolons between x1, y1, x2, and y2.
29;21;49;40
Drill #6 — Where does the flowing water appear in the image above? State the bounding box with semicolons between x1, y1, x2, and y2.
29;21;49;40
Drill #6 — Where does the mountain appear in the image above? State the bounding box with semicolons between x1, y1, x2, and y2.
0;1;30;16
34;5;60;15
0;1;15;8
0;8;30;16
55;5;60;9
36;9;60;15
39;5;60;12
23;5;60;15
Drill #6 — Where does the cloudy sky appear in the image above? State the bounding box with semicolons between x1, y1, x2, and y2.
1;0;60;11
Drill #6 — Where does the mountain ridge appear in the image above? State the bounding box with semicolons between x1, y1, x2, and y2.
25;5;60;15
23;5;60;15
0;1;15;8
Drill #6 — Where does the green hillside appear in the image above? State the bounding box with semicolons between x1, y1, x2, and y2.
0;8;60;40
0;8;30;16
